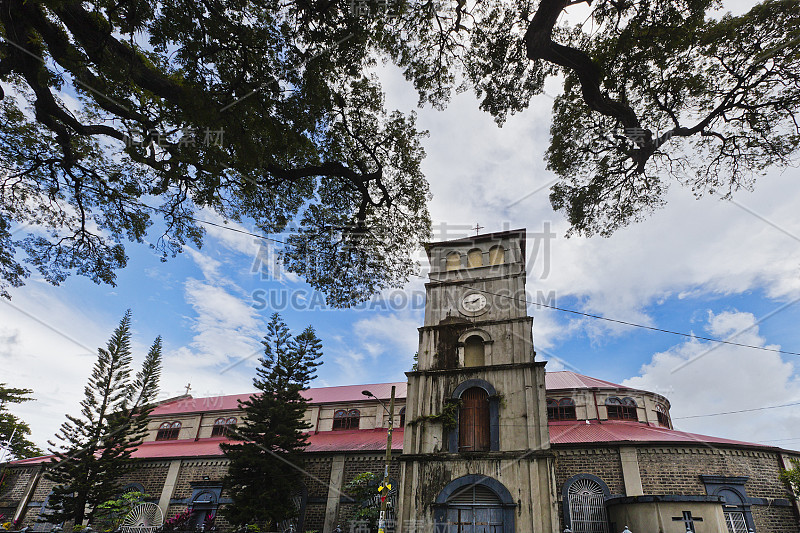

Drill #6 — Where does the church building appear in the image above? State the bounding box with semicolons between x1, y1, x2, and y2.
2;229;799;533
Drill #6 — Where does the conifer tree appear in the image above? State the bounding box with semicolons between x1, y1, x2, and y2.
0;384;42;459
222;313;323;528
44;311;162;526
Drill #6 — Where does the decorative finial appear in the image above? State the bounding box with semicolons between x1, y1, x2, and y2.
472;222;484;236
184;383;192;395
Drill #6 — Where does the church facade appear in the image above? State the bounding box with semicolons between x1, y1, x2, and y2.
2;229;799;533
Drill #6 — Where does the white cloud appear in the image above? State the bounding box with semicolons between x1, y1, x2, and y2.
623;310;800;445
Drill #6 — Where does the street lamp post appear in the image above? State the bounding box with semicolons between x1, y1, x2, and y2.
362;386;396;533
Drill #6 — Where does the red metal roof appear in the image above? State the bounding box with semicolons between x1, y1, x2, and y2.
151;382;407;416
544;371;630;391
548;420;767;448
152;374;636;417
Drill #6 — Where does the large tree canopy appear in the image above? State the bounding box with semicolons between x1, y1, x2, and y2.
1;0;798;301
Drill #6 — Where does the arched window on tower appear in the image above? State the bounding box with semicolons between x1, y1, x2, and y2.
211;417;237;437
463;335;485;367
399;407;406;427
489;245;505;265
467;248;483;268
605;397;638;421
548;398;577;420
459;387;490;452
333;409;360;430
565;477;610;533
656;404;670;428
446;252;462;271
156;421;181;441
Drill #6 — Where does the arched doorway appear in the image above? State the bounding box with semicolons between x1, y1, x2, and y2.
434;475;515;533
564;476;610;533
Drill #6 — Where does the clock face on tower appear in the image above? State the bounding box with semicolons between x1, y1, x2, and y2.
460;292;488;316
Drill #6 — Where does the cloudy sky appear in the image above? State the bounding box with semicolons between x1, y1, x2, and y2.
2;1;800;454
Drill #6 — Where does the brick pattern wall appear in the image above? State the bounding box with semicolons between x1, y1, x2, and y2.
121;461;171;498
553;447;625;495
637;446;798;533
0;467;35;505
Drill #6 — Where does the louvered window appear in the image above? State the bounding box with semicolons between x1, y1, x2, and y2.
548;398;576;420
445;485;504;533
605;397;638;421
399;407;406;427
333;409;360;430
656;404;670;428
459;388;490;452
567;479;609;533
211;417;237;437
156;421;181;441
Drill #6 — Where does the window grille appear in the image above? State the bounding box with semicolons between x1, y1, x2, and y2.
211;417;237;437
567;479;609;533
156;421;181;441
605;397;638;421
724;511;749;533
333;409;360;430
459;388;490;452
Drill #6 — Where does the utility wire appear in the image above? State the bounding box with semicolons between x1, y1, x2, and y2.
672;400;800;420
178;217;800;358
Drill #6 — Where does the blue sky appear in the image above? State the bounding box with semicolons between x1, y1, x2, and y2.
2;0;800;453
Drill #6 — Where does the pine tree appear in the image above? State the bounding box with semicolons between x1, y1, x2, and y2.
0;384;42;459
44;311;162;526
222;313;323;528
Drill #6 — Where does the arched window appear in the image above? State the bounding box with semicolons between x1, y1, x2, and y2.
489;245;505;265
446;252;462;271
434;475;515;533
656;404;670;428
467;248;483;268
156;421;181;441
211;417;237;437
459;387;490;452
605;397;638;421
333;409;360;430
399;407;406;428
548;398;576;420
565;477;610;533
463;335;485;367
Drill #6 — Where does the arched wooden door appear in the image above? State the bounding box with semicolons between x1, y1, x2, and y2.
459;387;490;452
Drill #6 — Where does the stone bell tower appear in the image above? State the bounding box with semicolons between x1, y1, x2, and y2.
398;229;559;532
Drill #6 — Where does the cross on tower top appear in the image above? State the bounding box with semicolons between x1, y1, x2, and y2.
472;223;484;236
184;383;192;395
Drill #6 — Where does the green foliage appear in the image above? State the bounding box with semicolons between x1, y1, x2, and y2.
0;0;431;306
2;0;797;269
222;313;323;527
409;399;461;431
780;458;800;498
0;383;43;459
94;491;151;531
44;311;162;526
344;472;381;527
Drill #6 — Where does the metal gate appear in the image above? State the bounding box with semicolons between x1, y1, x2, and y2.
567;479;609;533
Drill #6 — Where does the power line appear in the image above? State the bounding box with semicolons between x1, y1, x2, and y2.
425;276;800;357
672;400;800;420
173;217;800;358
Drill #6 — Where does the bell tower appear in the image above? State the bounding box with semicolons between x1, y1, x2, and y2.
398;229;559;532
